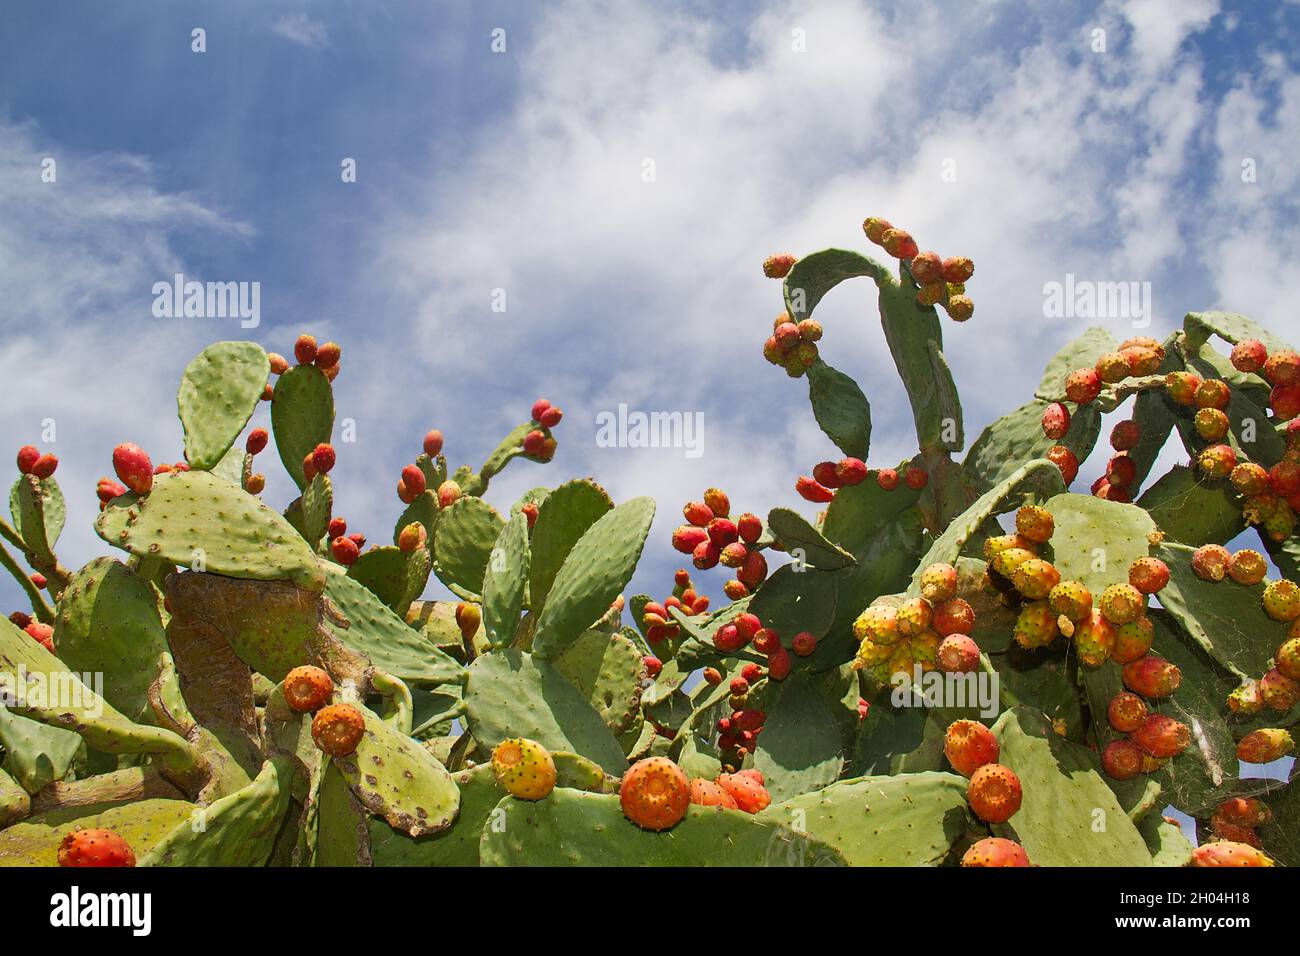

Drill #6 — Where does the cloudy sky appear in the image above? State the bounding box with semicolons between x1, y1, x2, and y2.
1;0;1298;616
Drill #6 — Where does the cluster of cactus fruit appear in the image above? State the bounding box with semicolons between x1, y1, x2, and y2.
1;216;1297;868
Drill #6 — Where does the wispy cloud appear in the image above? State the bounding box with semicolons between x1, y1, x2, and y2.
269;13;330;51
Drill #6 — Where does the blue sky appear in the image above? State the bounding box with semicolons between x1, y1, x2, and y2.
2;0;1299;624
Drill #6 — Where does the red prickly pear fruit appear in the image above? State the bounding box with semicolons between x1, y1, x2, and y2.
909;251;942;283
1065;367;1102;404
702;667;723;686
796;475;835;503
692;539;721;570
153;462;174;477
1217;797;1272;828
283;665;335;713
674;568;691;588
689;777;738;809
943;719;999;777
1099;583;1145;625
1128;557;1169;594
262;383;275;401
1237;728;1293;763
301;453;318;483
621;757;690;830
792;631;817;657
30;573;46;590
530;399;551;422
904;466;928;490
880;228;917;259
752;628;780;655
1110;419;1141;451
396;478;416;504
933;598;975;636
736;512;762;543
423;429;444;457
312;443;336;475
15;446;40;474
740;663;763;684
767;647;792;680
322;362;340;383
1264;349;1300;386
398;522;427;553
521;501;539;528
672;525;709;554
762;253;797;279
645;624;669;644
706;517;739;546
716;772;771;814
1163;370;1201;405
944;295;974;322
836;457;868;486
1045;444;1079;484
31;453;57;479
723;579;748;599
735;613;762;640
9;611;31;629
937;634;979;673
492;738;557;801
455;602;481;641
311;703;366;757
1101;740;1145;780
330;535;360;565
876;468;900;490
1271;383;1300;420
941;256;974;284
812;461;843;489
1271;459;1300;496
246;427;269;455
1013;558;1060;601
112;443;154;495
919;563;958;603
1107;691;1147;732
537;436;557;461
683;500;713;526
1229;339;1268;374
690;594;710;614
294;334;318;365
1263;579;1300;622
961;837;1029;867
438;480;462;509
1276;636;1300;680
1111;615;1154;664
1122;345;1161;376
729;676;749;696
712;623;745;652
703;487;730;518
1071;609;1114;665
967;763;1022;824
1195;378;1231;410
738;548;767;588
347;532;366;549
1260;668;1300;711
774;321;800;349
523;429;547;456
1041;402;1071;440
639;655;662;680
268;352;289;375
314;341;341;369
539;406;563;428
1191;544;1231;581
327;516;347;538
57;829;136;868
1130;713;1191;758
1191;842;1275;867
862;217;892;244
25;621;55;652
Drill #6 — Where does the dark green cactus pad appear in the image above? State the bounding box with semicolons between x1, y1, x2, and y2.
0;798;197;867
766;507;855;570
1034;327;1116;402
53;558;167;723
463;649;627;773
749;564;838;643
323;566;465;687
479;788;846;866
482;512;530;647
9;474;65;559
95;470;325;591
1136;467;1244;545
553;630;645;735
532;497;655;659
876;278;963;453
434;495;505;596
1139;813;1193;866
329;701;460;837
269;362;334;490
347;545;428;619
990;707;1152;866
988;650;1083;739
762;771;972;866
782;248;890;323
367;762;504;866
806;359;871;460
527;478;614;617
177;341;270;470
141;757;294;866
1184;310;1296;357
314;762;372;866
301;473;332;546
1125;388;1179;489
753;672;845;801
1041;492;1156;594
962;399;1100;496
821;475;922;557
0;704;82;794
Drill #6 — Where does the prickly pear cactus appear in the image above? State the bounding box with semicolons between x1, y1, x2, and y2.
2;227;1297;868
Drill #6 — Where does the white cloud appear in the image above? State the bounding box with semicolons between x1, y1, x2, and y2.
269;13;330;51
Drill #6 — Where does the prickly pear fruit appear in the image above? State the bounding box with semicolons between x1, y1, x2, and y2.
896;598;933;637
1013;558;1060;600
967;763;1021;824
1128;557;1169;595
1122;655;1180;698
904;466;928;489
423;429;444;458
703;487;730;518
1259;668;1299;711
835;457;868;486
1191;544;1231;581
1275;637;1300;681
621;757;690;830
1072;609;1115;667
25;622;55;652
880;228;918;260
1048;580;1092;621
876;468;899;490
945;294;974;322
398;522;426;553
112;442;154;495
1046;444;1079;483
1190;842;1274;867
1099;583;1145;625
933;597;975;637
1041;402;1070;440
1262;579;1300;622
399;464;426;497
937;634;979;673
1195;378;1231;410
57;829;136;867
854;604;900;645
943;720;999;777
961;837;1029;867
795;475;835;503
1194;407;1230;441
1013;600;1059;650
455;603;481;642
1014;505;1054;544
283;665;334;713
1130;713;1191;758
689;777;738;809
1111;616;1154;664
716;772;771;814
437;480;461;509
1237;727;1293;763
293;334;317;365
1216;797;1271;828
330;535;359;565
311;703;366;757
1197;443;1236;479
1065;368;1102;404
762;253;796;279
1110;419;1141;451
492;737;557;801
1101;740;1145;780
1230;339;1268;374
1107;692;1147;732
311;443;336;475
919;563;958;603
792;632;816;657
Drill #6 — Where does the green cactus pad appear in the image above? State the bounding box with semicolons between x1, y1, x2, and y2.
177;341;270;470
553;630;646;735
141;757;293;866
314;762;372;866
1137;466;1244;545
527;478;614;616
463;648;627;773
532;497;655;659
989;707;1152;866
9;474;65;559
748;564;838;643
1040;491;1156;594
762;771;972;866
0;798;197;867
552;750;610;792
482;512;531;647
806;359;872;459
1125;388;1179;489
301;473;333;546
766;507;855;570
1139;812;1193;866
962;400;1101;496
1184;310;1296;356
270;362;334;490
347;545;429;619
781;247;891;323
52;558;167;723
210;442;247;487
1034;327;1117;402
821;477;922;558
366;762;504;866
876;279;962;453
0;766;29;827
329;701;460;838
0;704;83;794
95;470;325;591
434;495;506;596
753;672;845;801
480;787;846;866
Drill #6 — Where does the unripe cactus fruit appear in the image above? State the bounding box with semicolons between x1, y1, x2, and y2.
1101;740;1144;780
1227;549;1267;586
1237;727;1293;763
703;487;730;518
314;341;341;369
112;442;154;495
492;737;557;801
1111;615;1154;664
283;665;335;712
621;757;690;830
960;837;1029;868
437;480;462;508
795;475;835;503
853;604;900;645
944;295;974;322
716;772;772;814
1107;691;1147;732
919;563;958;603
1264;349;1300;386
1130;713;1191;758
1128;557;1169;594
293;334;317;365
1193;407;1229;441
1041;402;1071;440
689;777;738;809
1099;583;1145;625
933;597;975;636
762;253;797;279
1047;580;1092;621
967;763;1021;824
876;468;900;490
896;597;933;637
1122;655;1181;698
1073;608;1115;666
1046;445;1079;483
57;829;136;867
1191;544;1231;581
1110;419;1141;451
311;443;336;475
330;535;360;565
423;429;444;457
1013;558;1060;600
1275;636;1300;680
943;720;998;777
1262;579;1300;622
1190;842;1275;867
454;602;481;642
311;703;366;757
916;281;947;307
1194;378;1230;410
880;228;918;259
991;546;1035;580
862;217;892;244
1065;368;1102;404
1164;370;1201;406
909;250;942;283
937;634;979;673
1227;680;1264;715
397;522;427;553
1012;600;1059;650
941;256;974;284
